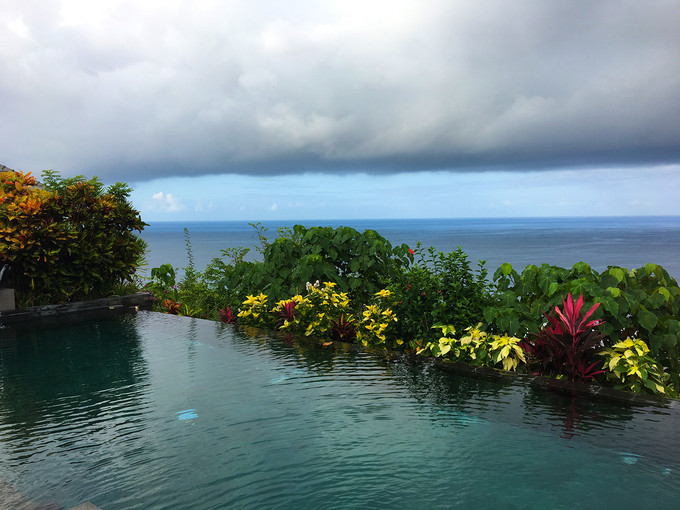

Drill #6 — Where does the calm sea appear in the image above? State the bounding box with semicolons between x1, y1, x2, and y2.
138;216;680;281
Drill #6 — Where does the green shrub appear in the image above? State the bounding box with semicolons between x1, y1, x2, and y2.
193;224;410;311
260;225;410;303
484;262;680;385
388;243;491;346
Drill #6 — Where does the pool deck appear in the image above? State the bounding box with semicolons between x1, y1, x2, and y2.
0;292;151;325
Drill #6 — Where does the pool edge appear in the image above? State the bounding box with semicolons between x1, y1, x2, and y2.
0;292;152;325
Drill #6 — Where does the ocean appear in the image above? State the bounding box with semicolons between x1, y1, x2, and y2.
138;216;680;281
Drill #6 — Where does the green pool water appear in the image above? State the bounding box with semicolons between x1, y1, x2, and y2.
1;311;679;509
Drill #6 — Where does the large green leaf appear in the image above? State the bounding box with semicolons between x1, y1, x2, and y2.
500;291;518;307
599;273;620;289
600;296;619;316
537;271;555;295
568;278;592;297
608;267;626;283
571;261;592;276
646;292;666;309
606;287;621;297
638;310;659;332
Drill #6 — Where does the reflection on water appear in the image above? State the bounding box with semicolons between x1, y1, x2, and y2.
0;313;149;435
0;312;150;507
234;322;672;447
1;311;679;509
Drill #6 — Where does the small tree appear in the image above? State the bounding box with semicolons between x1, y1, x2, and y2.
0;168;147;306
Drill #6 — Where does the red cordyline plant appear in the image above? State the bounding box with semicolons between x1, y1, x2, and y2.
218;307;237;324
275;300;296;329
526;293;606;382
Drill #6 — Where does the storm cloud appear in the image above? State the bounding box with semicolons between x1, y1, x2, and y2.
1;0;679;182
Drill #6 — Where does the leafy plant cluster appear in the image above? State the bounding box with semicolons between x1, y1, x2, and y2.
417;323;526;372
419;293;676;397
236;281;399;348
525;293;606;382
387;242;491;345
227;224;411;305
484;261;680;386
145;225;490;342
599;338;673;395
143;223;680;398
0;169;146;306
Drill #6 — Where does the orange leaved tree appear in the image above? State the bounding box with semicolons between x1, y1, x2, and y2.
0;168;147;306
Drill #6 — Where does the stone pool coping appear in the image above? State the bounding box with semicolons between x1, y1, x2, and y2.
0;292;152;325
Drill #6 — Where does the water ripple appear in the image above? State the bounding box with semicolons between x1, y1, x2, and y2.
1;312;679;509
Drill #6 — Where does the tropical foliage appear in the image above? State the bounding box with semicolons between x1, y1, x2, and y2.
233;282;398;348
356;289;399;348
141;222;680;399
5;166;676;399
387;243;491;346
599;338;676;396
418;323;525;372
0;169;146;306
484;261;680;386
524;294;606;382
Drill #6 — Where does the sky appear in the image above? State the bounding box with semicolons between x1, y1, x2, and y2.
1;0;679;221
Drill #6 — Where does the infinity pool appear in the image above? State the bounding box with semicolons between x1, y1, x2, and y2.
1;311;679;509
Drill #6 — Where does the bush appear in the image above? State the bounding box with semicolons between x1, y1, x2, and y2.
525;293;606;382
235;282;397;347
388;243;491;346
484;262;680;386
417;323;526;372
183;224;411;314
258;225;411;304
0;169;146;306
599;338;676;396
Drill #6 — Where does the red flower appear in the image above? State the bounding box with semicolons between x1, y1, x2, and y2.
408;248;415;255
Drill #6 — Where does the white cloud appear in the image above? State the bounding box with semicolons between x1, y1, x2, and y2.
151;191;184;212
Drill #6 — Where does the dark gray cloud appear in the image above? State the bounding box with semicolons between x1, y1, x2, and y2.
1;0;679;182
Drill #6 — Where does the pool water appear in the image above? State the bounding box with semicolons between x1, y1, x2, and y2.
1;311;679;509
